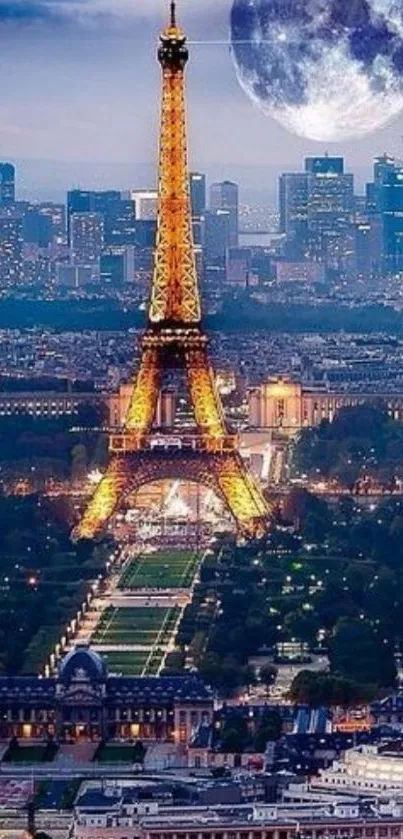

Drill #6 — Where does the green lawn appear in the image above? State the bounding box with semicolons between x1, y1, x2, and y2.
3;743;58;763
91;606;180;647
119;550;200;590
94;743;146;763
102;650;150;675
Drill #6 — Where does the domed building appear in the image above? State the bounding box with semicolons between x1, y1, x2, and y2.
0;644;213;744
58;644;108;684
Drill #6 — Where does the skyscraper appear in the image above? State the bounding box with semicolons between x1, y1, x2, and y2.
305;155;354;265
103;199;137;246
0;164;15;207
67;190;93;245
366;154;396;215
210;180;239;247
0;213;23;287
67;190;121;244
190;172;206;246
380;166;403;273
279;173;309;258
71;213;104;269
204;209;231;266
190;173;206;217
23;209;53;248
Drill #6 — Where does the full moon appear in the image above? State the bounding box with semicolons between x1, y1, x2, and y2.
230;0;403;141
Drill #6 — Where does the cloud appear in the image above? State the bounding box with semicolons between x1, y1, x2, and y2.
0;0;229;26
0;0;88;24
0;1;55;21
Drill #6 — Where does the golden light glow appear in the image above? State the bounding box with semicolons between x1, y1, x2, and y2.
73;5;270;543
149;67;201;324
125;347;161;436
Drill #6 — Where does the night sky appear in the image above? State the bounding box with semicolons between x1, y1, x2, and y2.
1;0;403;200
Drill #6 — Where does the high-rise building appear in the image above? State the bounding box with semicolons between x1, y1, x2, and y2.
67;190;121;244
204;209;231;266
103;199;137;246
380;166;403;273
279;157;354;268
0;163;15;207
71;213;104;268
366;154;396;215
37;203;66;243
134;220;157;248
0;213;23;287
190;172;206;246
226;247;252;287
305;155;354;266
130;190;158;221
210;180;239;247
67;190;93;243
279;173;309;258
354;216;382;277
23;209;53;248
190;172;206;217
305;155;344;175
100;246;135;286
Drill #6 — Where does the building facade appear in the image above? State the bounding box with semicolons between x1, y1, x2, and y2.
73;798;403;839
248;378;403;436
0;645;213;744
0;162;15;206
0;213;24;288
210;181;239;247
71;212;104;269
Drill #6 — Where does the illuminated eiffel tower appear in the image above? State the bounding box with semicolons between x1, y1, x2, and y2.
73;1;270;541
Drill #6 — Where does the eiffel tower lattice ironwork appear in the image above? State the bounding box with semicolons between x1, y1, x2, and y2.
73;1;270;541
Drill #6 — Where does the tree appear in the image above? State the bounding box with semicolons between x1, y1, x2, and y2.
132;740;146;763
253;709;282;751
330;617;396;687
220;727;245;754
288;670;377;708
259;663;278;692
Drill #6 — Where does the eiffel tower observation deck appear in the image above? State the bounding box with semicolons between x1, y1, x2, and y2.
72;1;270;542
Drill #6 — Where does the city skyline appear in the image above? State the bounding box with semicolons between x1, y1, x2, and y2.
3;0;403;201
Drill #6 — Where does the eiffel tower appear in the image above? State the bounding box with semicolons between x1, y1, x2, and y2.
73;1;270;542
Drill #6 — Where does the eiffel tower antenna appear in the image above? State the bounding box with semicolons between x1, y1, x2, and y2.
170;0;176;27
72;4;270;543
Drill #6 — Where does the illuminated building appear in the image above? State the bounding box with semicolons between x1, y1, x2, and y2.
67;190;121;245
279;172;308;259
380;166;403;273
0;645;212;743
0;213;23;287
74;2;270;542
0;388;102;418
305;156;354;266
249;378;403;436
71;212;104;272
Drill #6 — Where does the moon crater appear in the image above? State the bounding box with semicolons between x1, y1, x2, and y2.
230;0;403;141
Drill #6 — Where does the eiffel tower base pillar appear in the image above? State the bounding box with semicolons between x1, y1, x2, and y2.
72;449;268;542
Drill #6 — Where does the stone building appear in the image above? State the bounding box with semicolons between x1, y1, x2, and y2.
0;645;213;744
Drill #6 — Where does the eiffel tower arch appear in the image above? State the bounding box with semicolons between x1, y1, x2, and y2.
72;2;271;542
